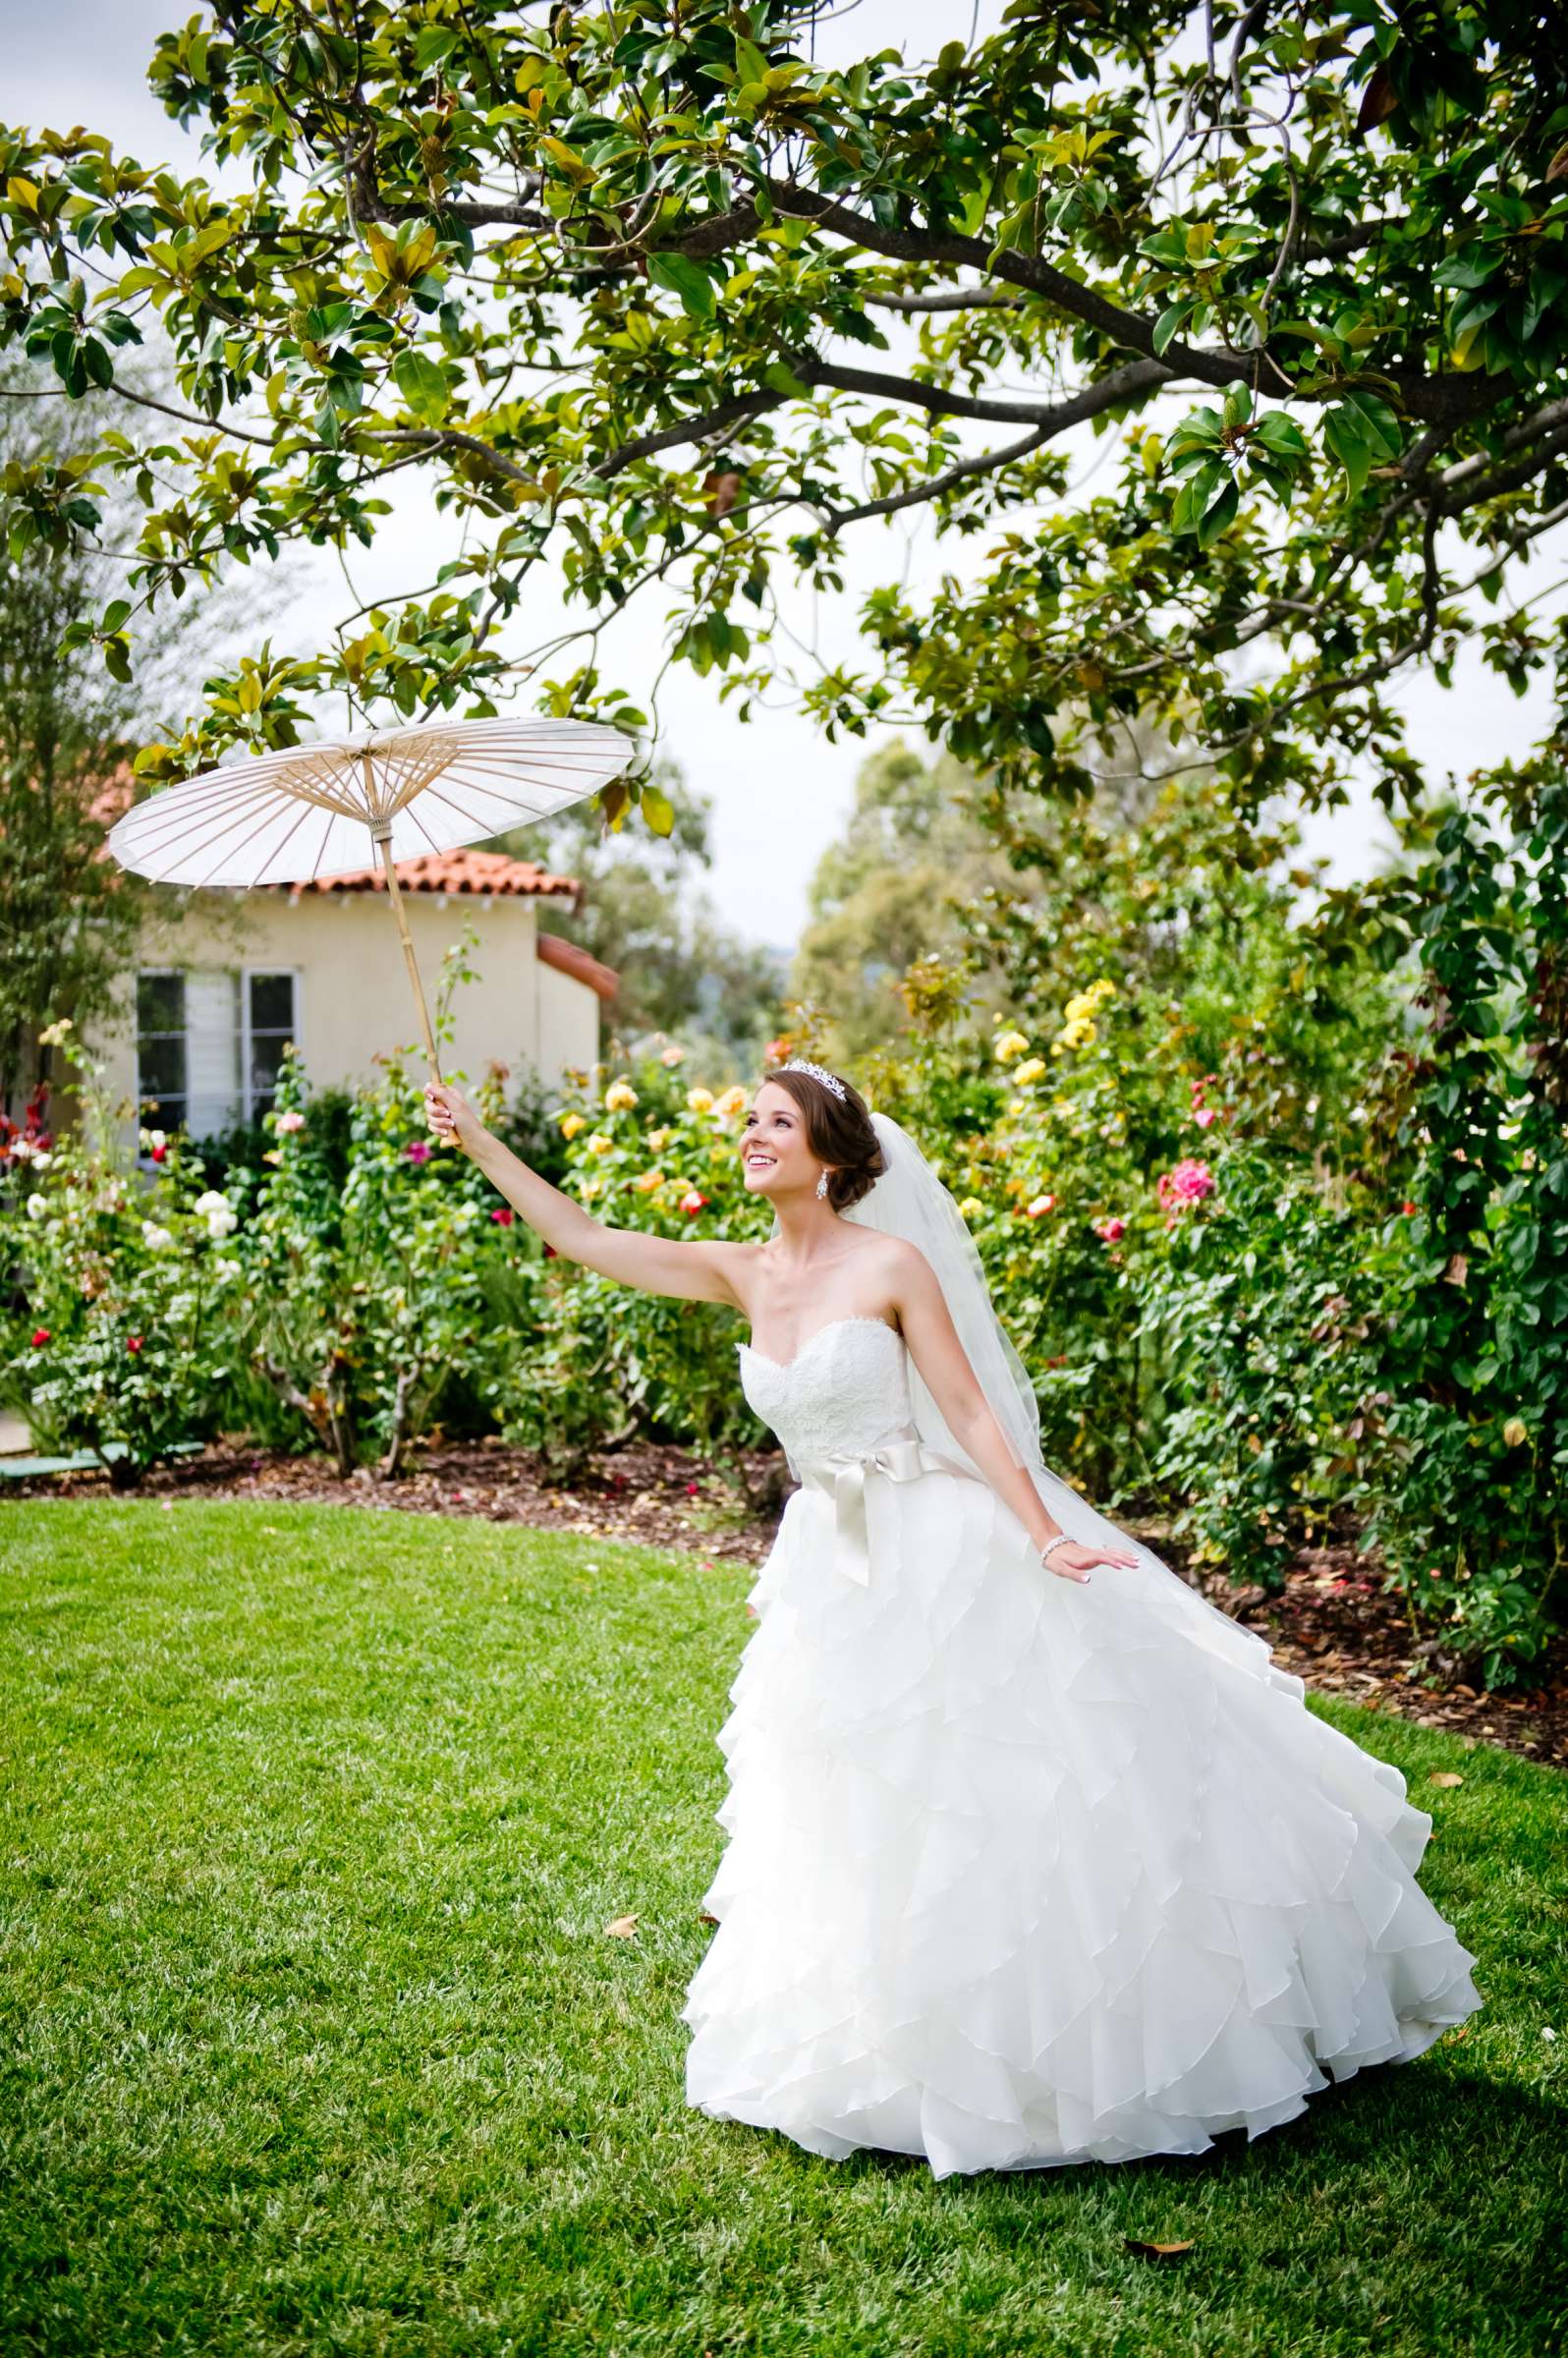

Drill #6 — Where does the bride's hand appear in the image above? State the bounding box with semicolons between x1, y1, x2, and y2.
1039;1537;1140;1584
424;1081;486;1156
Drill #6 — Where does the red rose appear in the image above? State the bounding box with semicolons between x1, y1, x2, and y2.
1399;1199;1418;1215
542;1243;557;1259
30;1327;50;1348
127;1334;144;1354
149;1142;167;1163
490;1207;515;1226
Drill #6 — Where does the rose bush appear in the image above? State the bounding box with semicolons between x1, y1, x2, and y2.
1;1025;246;1484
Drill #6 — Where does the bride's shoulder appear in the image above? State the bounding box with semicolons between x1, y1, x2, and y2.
854;1231;932;1286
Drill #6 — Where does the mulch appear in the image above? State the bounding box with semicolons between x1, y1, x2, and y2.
12;1435;1565;1770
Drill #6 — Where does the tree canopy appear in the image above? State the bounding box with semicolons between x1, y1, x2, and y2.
2;0;1565;825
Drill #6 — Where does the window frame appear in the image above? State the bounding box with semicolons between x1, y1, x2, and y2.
239;964;302;1120
134;964;190;1138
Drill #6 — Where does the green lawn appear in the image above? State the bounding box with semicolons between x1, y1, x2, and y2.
1;1501;1563;2358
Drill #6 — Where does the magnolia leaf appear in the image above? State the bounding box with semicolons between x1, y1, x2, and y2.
1357;59;1399;136
648;252;716;318
641;783;675;835
1125;2238;1196;2261
1428;1770;1465;1787
392;349;448;423
604;1912;640;1937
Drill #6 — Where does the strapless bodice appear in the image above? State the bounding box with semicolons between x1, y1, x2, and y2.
738;1315;915;1468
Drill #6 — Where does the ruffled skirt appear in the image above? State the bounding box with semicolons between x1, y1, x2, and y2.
679;1463;1484;2178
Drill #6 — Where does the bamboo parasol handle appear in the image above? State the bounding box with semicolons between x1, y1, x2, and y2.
373;826;444;1086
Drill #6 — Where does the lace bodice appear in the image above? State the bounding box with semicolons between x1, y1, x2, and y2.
738;1316;914;1469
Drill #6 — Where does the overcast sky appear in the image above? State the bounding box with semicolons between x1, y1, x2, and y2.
10;1;1560;946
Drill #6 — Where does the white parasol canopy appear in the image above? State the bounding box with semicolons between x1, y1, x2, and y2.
107;713;630;1079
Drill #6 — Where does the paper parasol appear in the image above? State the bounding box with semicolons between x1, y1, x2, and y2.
106;715;629;1079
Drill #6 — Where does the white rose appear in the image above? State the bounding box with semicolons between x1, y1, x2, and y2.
205;1207;238;1239
140;1220;175;1252
194;1190;230;1218
30;1150;51;1169
213;1257;242;1281
27;1194;47;1221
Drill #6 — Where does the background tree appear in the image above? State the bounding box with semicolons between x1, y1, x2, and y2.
0;363;265;1119
791;740;1016;1057
506;767;786;1074
1;0;1562;830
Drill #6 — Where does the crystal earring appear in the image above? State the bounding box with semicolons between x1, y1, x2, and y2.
815;1168;829;1201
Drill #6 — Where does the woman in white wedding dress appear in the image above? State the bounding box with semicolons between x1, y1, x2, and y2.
424;1059;1483;2180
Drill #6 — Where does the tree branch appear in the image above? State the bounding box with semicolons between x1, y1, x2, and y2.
866;287;1020;313
797;354;1173;426
816;358;1174;532
757;177;1502;429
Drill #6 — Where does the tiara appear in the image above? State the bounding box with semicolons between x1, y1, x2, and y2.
779;1057;847;1101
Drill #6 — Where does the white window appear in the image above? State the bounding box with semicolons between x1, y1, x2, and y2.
135;967;300;1137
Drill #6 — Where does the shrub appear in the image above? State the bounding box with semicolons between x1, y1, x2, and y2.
1;1023;246;1484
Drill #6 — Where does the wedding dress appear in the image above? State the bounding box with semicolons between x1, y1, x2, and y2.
680;1306;1484;2178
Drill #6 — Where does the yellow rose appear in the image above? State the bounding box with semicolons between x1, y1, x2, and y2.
686;1086;714;1114
1007;1097;1025;1116
958;1196;984;1221
586;1131;614;1157
604;1081;639;1112
1012;1057;1046;1086
644;1124;671;1151
715;1085;749;1117
559;1111;587;1139
993;1031;1031;1064
632;1168;664;1193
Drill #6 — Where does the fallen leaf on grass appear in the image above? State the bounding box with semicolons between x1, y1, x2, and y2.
1428;1770;1465;1787
698;1911;718;1926
1125;2238;1196;2261
604;1913;639;1937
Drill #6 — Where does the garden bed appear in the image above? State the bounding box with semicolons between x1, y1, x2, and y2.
11;1436;1565;1769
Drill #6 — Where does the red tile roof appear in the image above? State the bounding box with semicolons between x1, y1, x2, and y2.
282;847;581;901
536;929;619;1002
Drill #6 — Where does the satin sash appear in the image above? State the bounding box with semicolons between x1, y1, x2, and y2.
794;1423;980;1585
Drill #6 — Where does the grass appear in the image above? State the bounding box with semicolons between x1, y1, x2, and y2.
0;1499;1563;2358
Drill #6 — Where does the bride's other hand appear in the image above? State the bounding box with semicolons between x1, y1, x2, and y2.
1040;1537;1140;1583
424;1081;485;1155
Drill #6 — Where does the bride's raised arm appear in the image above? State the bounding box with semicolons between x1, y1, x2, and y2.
423;1081;750;1308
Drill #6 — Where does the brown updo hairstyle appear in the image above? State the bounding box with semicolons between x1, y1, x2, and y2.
762;1067;886;1211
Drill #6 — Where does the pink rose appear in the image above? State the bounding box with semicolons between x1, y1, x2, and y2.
1193;1106;1217;1129
490;1206;515;1226
1156;1158;1215;1212
1094;1216;1126;1243
404;1139;431;1164
276;1109;306;1135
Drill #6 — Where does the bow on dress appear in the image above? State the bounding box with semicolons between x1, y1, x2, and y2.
795;1425;980;1585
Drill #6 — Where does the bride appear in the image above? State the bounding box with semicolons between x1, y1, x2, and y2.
423;1058;1483;2179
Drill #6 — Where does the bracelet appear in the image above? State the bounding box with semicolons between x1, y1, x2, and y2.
1036;1533;1075;1568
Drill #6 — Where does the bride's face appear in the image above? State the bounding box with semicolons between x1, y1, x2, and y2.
740;1083;821;1199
